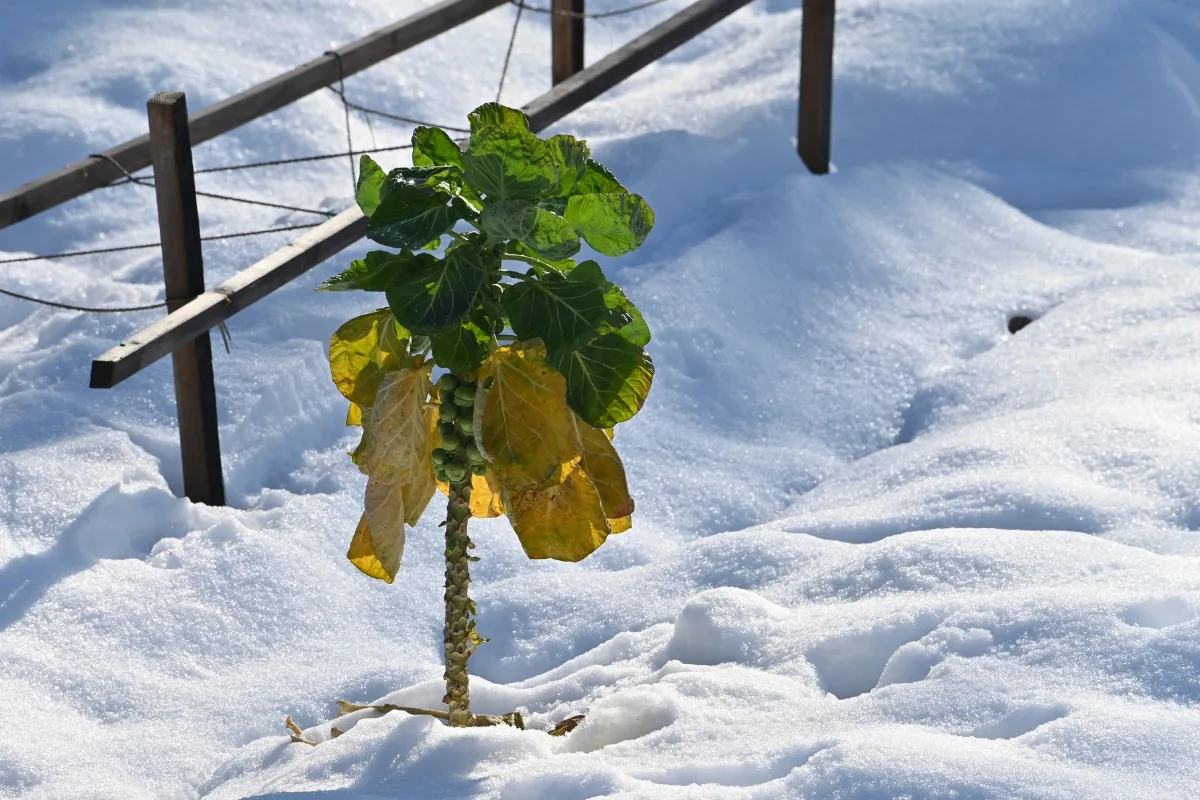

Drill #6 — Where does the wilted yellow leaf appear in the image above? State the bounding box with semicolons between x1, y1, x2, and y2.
572;415;634;520
330;309;408;407
346;402;364;427
476;341;579;491
436;470;506;518
350;406;373;474
505;468;610;561
608;515;632;534
369;366;438;527
347;364;437;582
347;513;393;582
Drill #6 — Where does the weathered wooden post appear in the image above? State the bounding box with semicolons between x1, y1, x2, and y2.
146;92;226;506
797;0;835;174
552;0;585;84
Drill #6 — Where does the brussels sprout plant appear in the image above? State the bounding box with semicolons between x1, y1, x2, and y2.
320;103;655;728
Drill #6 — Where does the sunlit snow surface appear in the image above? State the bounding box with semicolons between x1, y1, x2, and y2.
4;0;1200;797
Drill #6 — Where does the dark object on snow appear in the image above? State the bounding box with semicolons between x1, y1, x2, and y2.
1008;315;1034;334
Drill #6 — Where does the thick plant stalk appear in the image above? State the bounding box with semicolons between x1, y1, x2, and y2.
442;478;474;726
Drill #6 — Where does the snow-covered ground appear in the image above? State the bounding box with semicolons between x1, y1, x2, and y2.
4;0;1200;797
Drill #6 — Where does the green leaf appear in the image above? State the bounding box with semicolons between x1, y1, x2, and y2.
356;155;387;217
367;185;465;251
573;159;627;196
607;296;650;347
565;193;654;256
464;126;557;202
385;247;487;334
548;134;590;196
430;318;491;374
540;197;568;216
318;251;404;292
468;103;532;133
383;164;484;214
502;271;607;355
566;261;651;346
481;200;580;262
551;334;654;427
412;126;463;168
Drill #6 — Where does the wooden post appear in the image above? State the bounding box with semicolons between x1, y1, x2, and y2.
797;0;835;174
147;92;226;507
552;0;585;85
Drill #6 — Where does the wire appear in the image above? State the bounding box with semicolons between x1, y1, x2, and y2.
508;0;674;19
324;51;358;195
497;0;526;104
192;144;415;175
89;153;335;219
0;222;322;265
329;89;472;134
0;287;166;313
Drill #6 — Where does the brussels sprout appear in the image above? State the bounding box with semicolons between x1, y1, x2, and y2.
457;417;474;437
439;402;458;422
443;463;469;484
431;448;448;466
470;462;488;476
440;436;460;453
437;373;458;394
453;385;477;407
465;443;484;465
437;421;457;440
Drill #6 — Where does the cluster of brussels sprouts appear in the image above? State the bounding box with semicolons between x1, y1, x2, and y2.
431;374;486;485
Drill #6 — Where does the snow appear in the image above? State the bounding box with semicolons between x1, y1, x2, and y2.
4;0;1200;797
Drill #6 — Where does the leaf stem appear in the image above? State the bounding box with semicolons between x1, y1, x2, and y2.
500;250;558;274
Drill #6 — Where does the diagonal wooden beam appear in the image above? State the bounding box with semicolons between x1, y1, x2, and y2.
90;207;366;389
0;0;506;231
524;0;756;131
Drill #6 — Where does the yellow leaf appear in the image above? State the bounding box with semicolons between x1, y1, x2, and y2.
350;405;373;473
330;309;407;407
346;402;364;427
608;515;632;534
369;366;438;528
346;514;393;582
572;415;635;520
471;471;506;517
505;468;610;561
436;470;506;518
476;341;579;491
363;476;406;579
347;364;437;582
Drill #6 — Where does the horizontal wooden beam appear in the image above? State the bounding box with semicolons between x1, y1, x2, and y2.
90;207;366;389
524;0;757;131
91;0;754;389
0;0;505;231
